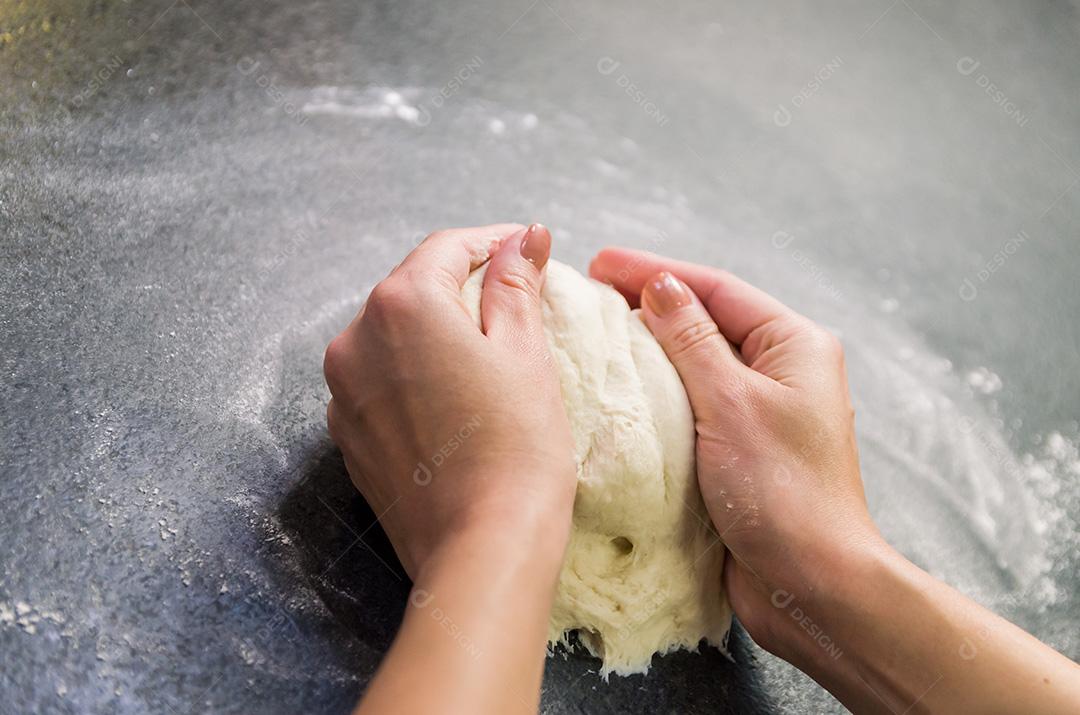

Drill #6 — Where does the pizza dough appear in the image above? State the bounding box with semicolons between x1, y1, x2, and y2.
462;260;731;676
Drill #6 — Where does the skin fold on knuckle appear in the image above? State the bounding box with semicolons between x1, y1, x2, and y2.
493;268;538;298
741;320;780;363
747;314;816;359
662;316;722;363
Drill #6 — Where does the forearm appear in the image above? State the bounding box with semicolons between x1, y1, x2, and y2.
355;515;567;714
774;539;1080;714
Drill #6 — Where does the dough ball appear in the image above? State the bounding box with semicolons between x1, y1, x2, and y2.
462;260;731;676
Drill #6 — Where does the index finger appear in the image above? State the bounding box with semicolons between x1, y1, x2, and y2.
588;246;797;346
393;223;526;291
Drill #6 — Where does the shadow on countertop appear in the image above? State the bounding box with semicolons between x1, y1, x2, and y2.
277;442;410;654
277;440;776;714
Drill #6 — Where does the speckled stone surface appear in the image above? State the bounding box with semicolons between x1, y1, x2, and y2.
2;1;1079;713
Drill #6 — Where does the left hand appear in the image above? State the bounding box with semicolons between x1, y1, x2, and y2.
323;223;577;580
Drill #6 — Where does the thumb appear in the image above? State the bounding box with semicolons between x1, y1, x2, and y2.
640;272;752;420
480;223;551;347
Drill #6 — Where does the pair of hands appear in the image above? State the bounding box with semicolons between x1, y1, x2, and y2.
326;223;1080;715
323;222;873;655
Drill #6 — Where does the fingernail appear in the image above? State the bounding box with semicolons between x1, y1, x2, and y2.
643;272;691;316
519;223;551;270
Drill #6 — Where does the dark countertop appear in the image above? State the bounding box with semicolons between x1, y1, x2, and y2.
2;1;1079;712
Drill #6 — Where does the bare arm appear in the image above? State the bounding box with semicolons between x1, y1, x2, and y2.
790;541;1080;715
356;516;564;714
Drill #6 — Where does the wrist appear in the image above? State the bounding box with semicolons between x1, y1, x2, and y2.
754;527;901;667
424;516;569;582
417;487;573;589
387;472;571;715
405;456;576;581
406;511;569;652
779;537;918;697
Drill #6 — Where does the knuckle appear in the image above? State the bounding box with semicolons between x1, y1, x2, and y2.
322;334;352;391
365;278;413;317
666;318;721;360
698;268;738;307
801;323;844;360
494;269;537;297
709;268;736;292
822;331;844;358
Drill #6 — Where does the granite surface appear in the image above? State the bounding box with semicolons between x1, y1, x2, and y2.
2;1;1079;712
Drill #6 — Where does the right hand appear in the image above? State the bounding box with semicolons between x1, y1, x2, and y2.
589;248;882;655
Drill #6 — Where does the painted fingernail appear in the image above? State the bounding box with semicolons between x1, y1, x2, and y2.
643;272;691;316
519;223;551;270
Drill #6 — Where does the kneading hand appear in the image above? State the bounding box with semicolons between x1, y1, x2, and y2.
324;223;577;580
590;247;1080;715
589;247;873;644
326;224;579;715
